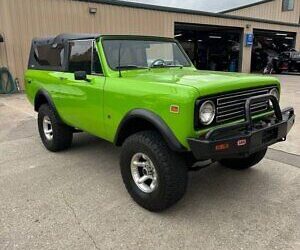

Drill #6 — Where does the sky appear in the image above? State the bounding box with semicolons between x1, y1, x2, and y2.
124;0;261;13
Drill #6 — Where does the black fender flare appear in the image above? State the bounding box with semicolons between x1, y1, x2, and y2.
34;89;63;123
114;109;186;152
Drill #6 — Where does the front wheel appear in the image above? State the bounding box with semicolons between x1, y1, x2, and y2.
120;131;188;212
219;148;267;170
38;104;73;152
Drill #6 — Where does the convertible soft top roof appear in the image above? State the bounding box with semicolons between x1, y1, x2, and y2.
32;33;177;46
32;33;101;45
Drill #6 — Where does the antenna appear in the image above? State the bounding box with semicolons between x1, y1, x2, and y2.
118;42;122;77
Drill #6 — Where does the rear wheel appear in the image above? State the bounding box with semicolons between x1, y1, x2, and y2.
219;148;267;170
120;131;188;212
38;104;73;152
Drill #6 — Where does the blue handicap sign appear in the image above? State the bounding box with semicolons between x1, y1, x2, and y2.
245;33;254;47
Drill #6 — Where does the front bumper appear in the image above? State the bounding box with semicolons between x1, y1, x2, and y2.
188;94;295;160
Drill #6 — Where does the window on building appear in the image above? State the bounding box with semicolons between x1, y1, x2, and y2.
68;40;102;74
282;0;294;11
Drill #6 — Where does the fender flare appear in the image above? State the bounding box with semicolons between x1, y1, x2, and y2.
114;109;186;152
34;89;63;123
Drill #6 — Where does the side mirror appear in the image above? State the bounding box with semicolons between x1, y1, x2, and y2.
74;71;90;82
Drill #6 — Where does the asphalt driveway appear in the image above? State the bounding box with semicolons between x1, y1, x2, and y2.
0;75;299;250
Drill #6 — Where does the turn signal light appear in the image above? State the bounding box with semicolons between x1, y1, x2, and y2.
170;105;180;113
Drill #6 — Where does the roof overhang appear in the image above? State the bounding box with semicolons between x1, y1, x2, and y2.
220;0;275;14
75;0;300;27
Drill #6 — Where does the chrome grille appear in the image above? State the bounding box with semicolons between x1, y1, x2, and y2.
216;87;272;123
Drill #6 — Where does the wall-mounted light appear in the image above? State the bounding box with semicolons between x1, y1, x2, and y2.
0;34;4;43
89;7;97;14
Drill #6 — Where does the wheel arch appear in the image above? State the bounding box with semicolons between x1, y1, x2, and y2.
34;89;62;123
114;109;186;152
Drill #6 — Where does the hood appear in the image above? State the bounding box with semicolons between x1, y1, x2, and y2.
122;68;280;96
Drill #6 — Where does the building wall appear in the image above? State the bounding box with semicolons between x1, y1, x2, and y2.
226;0;300;24
0;0;299;89
0;0;7;68
0;42;7;67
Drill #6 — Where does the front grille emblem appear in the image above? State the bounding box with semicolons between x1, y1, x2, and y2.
237;139;247;146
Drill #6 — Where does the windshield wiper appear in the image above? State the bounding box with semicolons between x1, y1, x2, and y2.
150;64;184;69
116;65;149;70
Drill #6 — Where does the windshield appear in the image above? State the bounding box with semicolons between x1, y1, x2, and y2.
102;39;191;70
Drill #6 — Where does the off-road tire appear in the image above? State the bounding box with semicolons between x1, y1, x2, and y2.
120;131;188;212
219;148;267;170
38;104;73;152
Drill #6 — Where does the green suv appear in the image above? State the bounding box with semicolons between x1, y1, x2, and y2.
25;34;295;211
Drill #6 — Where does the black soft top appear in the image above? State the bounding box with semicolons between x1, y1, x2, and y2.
32;33;101;46
28;33;175;71
29;33;99;71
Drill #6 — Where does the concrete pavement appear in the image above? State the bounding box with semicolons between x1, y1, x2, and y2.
0;75;299;250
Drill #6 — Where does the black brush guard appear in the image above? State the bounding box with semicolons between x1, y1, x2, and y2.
187;94;295;160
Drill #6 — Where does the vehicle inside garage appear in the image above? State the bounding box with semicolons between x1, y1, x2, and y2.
251;29;297;73
175;23;242;72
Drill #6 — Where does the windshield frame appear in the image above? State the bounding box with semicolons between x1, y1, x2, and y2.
101;36;193;71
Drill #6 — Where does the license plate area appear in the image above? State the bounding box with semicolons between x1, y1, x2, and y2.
262;127;278;144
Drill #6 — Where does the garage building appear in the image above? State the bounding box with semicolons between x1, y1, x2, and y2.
0;0;299;89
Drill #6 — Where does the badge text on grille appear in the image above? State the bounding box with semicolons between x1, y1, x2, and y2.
237;139;247;146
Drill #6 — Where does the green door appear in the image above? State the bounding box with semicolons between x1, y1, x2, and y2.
55;39;106;137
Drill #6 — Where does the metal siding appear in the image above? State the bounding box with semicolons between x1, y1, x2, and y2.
227;0;300;24
0;0;299;89
0;0;7;68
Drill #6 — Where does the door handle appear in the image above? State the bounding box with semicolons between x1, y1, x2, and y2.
59;77;67;81
27;79;32;84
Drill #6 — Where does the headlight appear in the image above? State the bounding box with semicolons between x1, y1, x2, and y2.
269;88;279;106
199;100;215;125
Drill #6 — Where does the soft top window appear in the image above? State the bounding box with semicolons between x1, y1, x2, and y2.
67;40;103;74
68;40;92;74
28;42;65;71
33;44;64;67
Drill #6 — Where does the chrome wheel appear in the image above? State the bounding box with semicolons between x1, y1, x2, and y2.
130;153;158;193
43;116;53;140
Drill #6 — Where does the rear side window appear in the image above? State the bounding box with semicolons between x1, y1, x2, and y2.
28;43;65;70
34;45;64;67
68;40;102;74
